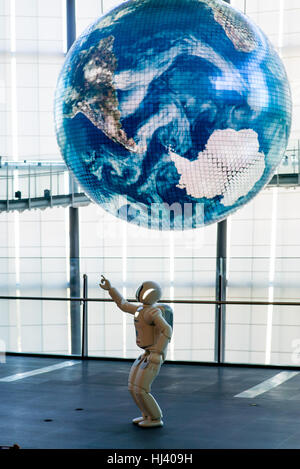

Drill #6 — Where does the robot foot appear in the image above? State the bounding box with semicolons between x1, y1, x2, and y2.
132;416;146;425
138;418;164;428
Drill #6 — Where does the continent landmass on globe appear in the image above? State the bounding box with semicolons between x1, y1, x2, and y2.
169;129;265;207
64;35;138;152
206;0;258;52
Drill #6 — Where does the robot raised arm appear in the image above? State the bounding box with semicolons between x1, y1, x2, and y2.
99;275;138;315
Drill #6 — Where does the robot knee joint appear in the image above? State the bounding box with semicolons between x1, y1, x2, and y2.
132;384;149;396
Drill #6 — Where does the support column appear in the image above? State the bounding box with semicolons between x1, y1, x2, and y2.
215;220;227;363
67;0;76;51
66;0;81;355
214;0;230;363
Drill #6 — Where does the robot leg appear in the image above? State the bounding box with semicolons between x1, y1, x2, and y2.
128;354;148;424
133;360;163;427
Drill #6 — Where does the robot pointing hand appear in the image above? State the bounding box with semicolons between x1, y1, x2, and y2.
99;275;173;428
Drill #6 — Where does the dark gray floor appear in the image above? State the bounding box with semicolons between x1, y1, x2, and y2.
0;356;300;449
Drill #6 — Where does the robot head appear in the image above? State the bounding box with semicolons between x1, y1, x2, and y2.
135;281;162;305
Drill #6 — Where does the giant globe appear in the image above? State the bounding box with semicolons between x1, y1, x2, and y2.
54;0;292;230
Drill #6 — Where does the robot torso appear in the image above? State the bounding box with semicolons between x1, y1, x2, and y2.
134;305;159;349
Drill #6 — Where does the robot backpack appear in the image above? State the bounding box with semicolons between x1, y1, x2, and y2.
158;304;173;330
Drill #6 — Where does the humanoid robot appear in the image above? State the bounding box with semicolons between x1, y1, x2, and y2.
99;275;173;428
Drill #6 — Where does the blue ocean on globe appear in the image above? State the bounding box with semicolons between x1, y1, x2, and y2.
54;0;292;230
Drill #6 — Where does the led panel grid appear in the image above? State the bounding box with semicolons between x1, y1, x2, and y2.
54;0;292;230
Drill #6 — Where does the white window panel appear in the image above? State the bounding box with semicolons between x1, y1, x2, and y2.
290;82;300;106
231;198;255;220
76;0;102;18
252;192;274;220
19;222;41;248
0;16;10;39
21;326;42;352
40;247;67;259
41;258;66;274
43;301;68;325
283;56;300;79
252;219;272;245
243;0;259;13
256;11;281;37
272;324;300;350
15;39;39;53
277;189;300;218
38;87;55;111
0;58;10;81
42;324;68;351
277;219;300;245
39;111;56;136
103;0;123;14
40;207;66;222
0;0;10;16
15;17;38;41
41;274;68;292
76;18;97;37
284;9;300;34
17;87;39;111
290;105;300;132
38;63;62;88
39;137;61;159
38;0;63;18
16;63;38;87
0;110;11;135
38;18;63;41
37;87;55;112
256;0;281;12
18;111;39;136
0;223;9;244
20;301;42;326
285;0;300;10
226;323;267;352
283;32;300;48
191;323;215;350
41;221;66;247
230;220;255;245
104;324;123;350
38;40;63;54
19;250;42;263
16;0;38;17
19;261;42;278
231;0;244;12
0;39;10;50
16;135;39;157
0;308;10;327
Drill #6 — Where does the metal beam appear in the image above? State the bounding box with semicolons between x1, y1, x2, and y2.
0;193;90;212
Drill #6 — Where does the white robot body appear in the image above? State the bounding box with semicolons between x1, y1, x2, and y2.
100;278;173;428
134;306;157;349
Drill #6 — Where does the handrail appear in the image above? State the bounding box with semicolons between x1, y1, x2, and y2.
1;295;300;306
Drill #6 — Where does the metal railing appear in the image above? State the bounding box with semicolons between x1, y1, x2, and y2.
1;141;300;212
0;159;91;211
1;274;300;363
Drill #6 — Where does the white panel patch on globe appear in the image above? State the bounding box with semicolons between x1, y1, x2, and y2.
169;128;265;206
